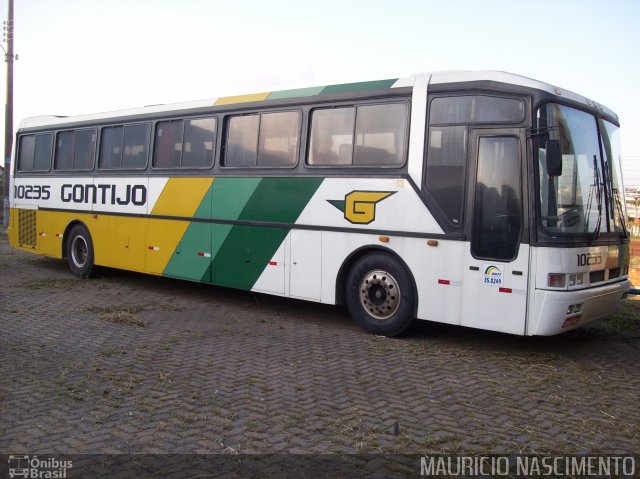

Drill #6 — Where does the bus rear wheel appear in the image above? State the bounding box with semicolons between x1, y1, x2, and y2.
66;224;94;279
346;252;415;337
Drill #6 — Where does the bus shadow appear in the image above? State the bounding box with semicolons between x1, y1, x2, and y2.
405;317;630;357
42;259;634;355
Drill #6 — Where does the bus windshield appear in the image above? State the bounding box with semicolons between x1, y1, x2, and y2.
536;103;626;237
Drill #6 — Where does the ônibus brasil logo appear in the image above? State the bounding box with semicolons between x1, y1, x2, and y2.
8;455;73;478
328;190;396;225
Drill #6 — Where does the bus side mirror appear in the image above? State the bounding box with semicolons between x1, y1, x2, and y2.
546;140;562;176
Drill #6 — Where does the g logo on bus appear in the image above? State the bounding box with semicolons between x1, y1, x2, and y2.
327;190;396;225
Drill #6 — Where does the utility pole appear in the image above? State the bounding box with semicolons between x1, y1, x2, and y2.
2;0;14;228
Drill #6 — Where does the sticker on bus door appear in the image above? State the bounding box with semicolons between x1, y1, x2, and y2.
482;264;504;286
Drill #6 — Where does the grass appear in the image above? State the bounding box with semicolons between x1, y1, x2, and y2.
605;296;640;336
84;301;185;327
86;304;150;327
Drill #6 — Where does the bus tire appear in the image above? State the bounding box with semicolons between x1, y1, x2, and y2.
66;224;94;279
346;252;415;337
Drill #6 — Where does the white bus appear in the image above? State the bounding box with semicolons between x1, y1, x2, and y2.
8;71;630;336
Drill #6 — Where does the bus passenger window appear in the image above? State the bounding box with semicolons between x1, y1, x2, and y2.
55;129;96;171
226;115;259;167
74;130;96;170
308;103;407;167
154;117;216;169
34;135;53;171
354;103;406;166
123;124;149;169
18;135;36;171
99;126;123;169
308;108;355;166
55;131;75;170
258;111;299;167
154;120;184;168
18;134;53;172
182;118;216;168
99;123;149;169
225;112;299;168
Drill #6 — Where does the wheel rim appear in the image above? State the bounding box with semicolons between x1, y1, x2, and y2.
71;236;88;268
359;269;401;320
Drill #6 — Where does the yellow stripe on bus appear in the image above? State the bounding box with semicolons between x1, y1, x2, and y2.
147;177;214;274
213;92;270;106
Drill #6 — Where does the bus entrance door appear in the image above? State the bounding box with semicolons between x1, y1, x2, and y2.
461;129;529;334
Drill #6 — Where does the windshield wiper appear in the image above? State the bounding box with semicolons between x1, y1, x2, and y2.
590;155;603;239
613;188;628;237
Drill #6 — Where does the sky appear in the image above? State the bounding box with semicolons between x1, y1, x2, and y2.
1;0;639;178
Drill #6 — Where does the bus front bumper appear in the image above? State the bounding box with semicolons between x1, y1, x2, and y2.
528;280;631;336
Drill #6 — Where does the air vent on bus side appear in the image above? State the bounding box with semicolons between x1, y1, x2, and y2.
18;209;37;248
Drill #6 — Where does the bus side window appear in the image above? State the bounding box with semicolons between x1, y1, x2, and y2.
55;131;75;170
154;120;184;168
308;107;354;166
100;126;124;169
308;103;407;167
74;129;96;170
182;118;216;168
225;112;299;168
258;111;299;167
123;124;149;169
425;125;467;227
18;135;36;171
17;134;52;172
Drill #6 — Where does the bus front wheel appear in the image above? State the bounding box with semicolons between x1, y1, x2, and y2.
346;252;415;337
66;224;94;279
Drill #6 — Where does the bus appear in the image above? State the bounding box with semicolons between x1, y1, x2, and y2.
8;70;630;337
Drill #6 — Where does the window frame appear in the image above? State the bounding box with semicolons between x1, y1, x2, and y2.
222;109;302;169
54;128;97;172
98;122;150;171
151;115;217;170
305;100;410;169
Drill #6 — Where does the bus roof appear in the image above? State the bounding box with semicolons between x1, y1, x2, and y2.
18;70;617;130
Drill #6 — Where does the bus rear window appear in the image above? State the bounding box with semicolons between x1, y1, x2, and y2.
17;133;53;172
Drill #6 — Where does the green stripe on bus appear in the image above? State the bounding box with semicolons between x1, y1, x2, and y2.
320;79;398;95
209;177;324;289
163;187;214;281
267;86;325;100
209;177;262;268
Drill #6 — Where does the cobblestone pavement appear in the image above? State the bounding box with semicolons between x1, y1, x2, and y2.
1;233;639;460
